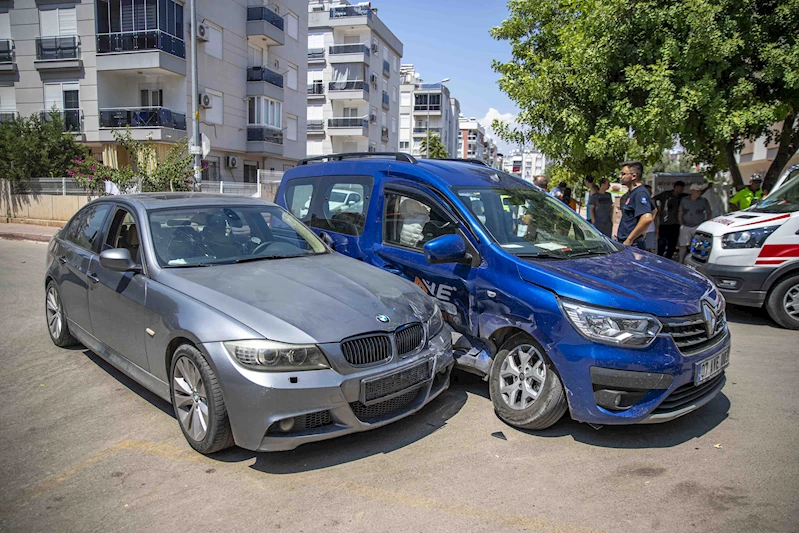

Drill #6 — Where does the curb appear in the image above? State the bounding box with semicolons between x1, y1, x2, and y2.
0;232;53;243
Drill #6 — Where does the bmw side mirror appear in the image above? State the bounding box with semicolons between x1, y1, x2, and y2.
424;234;472;265
99;248;139;272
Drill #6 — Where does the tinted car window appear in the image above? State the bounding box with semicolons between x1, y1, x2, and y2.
64;204;112;252
104;208;142;263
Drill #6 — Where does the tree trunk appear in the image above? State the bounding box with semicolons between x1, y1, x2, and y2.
763;113;799;192
725;141;744;190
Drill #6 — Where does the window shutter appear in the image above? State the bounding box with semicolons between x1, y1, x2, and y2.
39;9;59;37
44;84;62;110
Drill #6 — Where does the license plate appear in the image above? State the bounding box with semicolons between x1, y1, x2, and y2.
694;348;730;385
361;360;433;404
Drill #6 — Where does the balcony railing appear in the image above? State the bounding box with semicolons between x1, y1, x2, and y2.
0;110;18;123
381;127;389;142
308;48;325;60
328;80;369;92
307;82;324;95
97;31;185;59
99;107;187;130
40;109;83;132
247;66;284;88
382;91;390;109
247;126;283;144
0;40;14;63
247;6;285;31
328;117;368;128
36;35;80;60
330;5;373;19
414;104;441;111
307;120;324;131
383;60;390;76
329;44;369;56
413;127;442;134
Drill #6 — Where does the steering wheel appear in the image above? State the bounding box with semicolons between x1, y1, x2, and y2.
252;241;304;256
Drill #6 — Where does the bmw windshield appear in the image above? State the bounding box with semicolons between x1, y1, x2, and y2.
149;205;328;268
453;186;618;258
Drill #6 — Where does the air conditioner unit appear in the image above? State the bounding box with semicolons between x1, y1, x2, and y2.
369;114;377;123
199;91;213;109
369;74;377;84
196;23;210;42
225;156;239;169
371;43;379;53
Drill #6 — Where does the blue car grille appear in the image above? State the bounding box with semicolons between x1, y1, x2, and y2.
661;314;726;355
341;334;392;366
690;231;713;263
653;373;725;414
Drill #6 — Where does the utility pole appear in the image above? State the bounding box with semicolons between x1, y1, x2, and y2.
190;0;202;191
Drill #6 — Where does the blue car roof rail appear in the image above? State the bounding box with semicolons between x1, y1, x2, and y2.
434;158;489;166
298;152;418;166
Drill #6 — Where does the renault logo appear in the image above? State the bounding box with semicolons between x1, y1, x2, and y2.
702;302;717;337
376;315;390;323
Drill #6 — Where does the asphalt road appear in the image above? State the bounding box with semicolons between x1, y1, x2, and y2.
1;238;797;533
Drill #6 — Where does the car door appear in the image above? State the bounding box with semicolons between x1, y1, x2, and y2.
282;173;374;259
87;206;151;370
56;203;113;335
370;183;481;336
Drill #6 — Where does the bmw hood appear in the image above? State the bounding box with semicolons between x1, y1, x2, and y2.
157;253;434;344
517;247;715;317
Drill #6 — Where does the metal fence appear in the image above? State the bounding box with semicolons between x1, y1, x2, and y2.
15;177;86;196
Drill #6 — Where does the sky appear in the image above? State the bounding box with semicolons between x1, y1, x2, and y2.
372;0;520;154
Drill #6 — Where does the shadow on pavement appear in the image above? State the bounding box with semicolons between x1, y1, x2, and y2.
725;303;777;327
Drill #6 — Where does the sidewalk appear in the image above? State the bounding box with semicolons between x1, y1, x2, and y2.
0;222;60;243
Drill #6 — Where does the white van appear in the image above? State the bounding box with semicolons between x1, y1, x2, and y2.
688;165;799;329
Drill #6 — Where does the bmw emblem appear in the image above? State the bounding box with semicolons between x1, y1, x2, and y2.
376;314;390;323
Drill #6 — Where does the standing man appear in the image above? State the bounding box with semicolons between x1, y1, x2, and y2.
586;183;599;224
652;180;686;259
729;174;763;212
644;185;659;253
678;183;713;263
533;175;549;191
616;160;654;250
590;178;614;237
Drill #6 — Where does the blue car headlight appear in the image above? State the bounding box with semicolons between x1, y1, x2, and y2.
721;225;780;249
224;340;330;372
561;300;662;347
427;304;445;337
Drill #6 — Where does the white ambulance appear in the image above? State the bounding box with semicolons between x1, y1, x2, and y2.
688;165;799;329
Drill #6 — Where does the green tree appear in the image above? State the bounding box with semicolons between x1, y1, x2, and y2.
0;111;87;189
491;0;799;190
419;132;450;159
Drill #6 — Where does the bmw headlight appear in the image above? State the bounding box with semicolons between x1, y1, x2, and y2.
721;225;780;249
224;340;330;372
561;300;662;347
427;304;445;337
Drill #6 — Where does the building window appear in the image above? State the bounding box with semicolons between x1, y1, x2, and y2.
205;89;223;124
391;117;396;134
243;161;258;183
400;141;409;150
393;55;399;72
286;115;297;141
400;92;411;107
247;96;281;128
40;6;77;37
287;12;298;40
205;23;223;60
392;87;397;103
400;113;410;130
287;64;298;90
96;0;182;39
203;156;220;181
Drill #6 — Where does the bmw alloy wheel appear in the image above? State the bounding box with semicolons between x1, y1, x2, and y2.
173;356;209;441
498;343;547;410
46;286;62;340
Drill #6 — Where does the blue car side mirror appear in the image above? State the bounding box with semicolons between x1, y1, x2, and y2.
424;234;472;265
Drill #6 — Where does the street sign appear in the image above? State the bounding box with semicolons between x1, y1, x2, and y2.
201;133;211;158
189;145;202;155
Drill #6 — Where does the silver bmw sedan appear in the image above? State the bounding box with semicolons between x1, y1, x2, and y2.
44;193;453;454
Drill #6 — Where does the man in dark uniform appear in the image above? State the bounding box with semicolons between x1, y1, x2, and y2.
616;160;654;250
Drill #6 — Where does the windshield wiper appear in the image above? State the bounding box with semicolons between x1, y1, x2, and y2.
567;249;612;259
165;262;213;268
235;254;303;263
514;252;568;260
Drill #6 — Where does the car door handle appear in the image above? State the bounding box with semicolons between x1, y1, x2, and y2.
57;255;67;264
87;272;99;283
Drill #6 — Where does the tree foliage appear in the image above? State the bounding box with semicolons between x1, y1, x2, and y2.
491;0;799;189
69;128;194;194
419;132;450;159
0;112;88;189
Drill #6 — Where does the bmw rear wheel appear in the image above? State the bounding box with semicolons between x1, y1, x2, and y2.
489;333;567;429
170;344;234;454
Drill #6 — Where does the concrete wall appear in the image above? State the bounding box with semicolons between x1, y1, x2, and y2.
0;180;95;226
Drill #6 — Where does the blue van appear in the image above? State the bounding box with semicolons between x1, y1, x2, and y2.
277;153;730;429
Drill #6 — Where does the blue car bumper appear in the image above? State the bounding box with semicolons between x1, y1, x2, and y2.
550;328;731;425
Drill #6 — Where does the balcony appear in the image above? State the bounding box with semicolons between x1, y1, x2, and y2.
307;82;325;99
35;36;82;70
247;66;284;100
40;109;83;133
381;126;389;142
382;91;390;110
413;104;442;114
247;6;285;46
413;127;442;136
96;31;186;75
329;117;368;137
307;120;325;134
0;40;14;71
98;107;186;142
329;5;373;19
247;126;284;156
308;48;325;63
328;80;369;101
383;59;390;77
328;44;369;64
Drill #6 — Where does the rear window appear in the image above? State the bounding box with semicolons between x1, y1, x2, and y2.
284;175;373;236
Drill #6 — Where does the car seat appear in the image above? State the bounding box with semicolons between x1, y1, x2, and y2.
399;198;430;247
202;215;241;259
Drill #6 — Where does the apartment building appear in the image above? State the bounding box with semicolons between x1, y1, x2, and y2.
397;64;458;158
0;0;308;182
458;116;485;161
736;121;799;184
503;147;547;181
305;0;402;156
